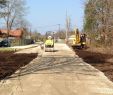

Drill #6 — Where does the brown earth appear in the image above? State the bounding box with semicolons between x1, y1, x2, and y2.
74;47;113;81
0;52;37;80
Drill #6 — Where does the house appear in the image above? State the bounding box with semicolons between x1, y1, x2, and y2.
0;29;34;46
0;29;23;38
0;29;24;46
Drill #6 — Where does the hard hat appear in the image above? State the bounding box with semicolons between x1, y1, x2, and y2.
48;36;52;39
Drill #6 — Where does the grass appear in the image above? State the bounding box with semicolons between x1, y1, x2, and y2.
0;48;15;53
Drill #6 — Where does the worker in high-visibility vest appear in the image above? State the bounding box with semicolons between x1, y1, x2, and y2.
45;36;54;47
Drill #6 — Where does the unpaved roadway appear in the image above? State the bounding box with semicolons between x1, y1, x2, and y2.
0;43;113;95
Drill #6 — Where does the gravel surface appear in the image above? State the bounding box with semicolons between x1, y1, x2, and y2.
0;44;113;95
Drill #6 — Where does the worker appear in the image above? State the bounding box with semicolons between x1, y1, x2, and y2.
80;34;86;48
45;36;54;47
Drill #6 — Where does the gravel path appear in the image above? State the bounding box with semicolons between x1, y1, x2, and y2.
0;43;113;95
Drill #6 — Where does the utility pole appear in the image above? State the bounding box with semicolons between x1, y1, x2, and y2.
30;28;32;39
53;32;55;46
46;32;48;39
66;11;68;42
66;11;70;43
58;24;60;32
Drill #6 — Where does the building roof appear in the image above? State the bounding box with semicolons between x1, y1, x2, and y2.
0;29;23;37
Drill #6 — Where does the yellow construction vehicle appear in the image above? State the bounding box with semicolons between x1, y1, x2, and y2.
72;28;81;47
44;36;54;52
68;28;86;49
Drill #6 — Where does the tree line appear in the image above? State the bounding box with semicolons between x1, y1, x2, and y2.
84;0;113;46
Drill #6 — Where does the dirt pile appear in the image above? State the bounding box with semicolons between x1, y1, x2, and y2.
0;52;37;79
75;48;113;81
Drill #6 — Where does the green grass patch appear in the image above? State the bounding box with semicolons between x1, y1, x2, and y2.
0;48;15;53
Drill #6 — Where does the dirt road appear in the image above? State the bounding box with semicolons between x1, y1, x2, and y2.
0;43;113;95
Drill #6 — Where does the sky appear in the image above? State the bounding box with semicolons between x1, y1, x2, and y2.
26;0;85;34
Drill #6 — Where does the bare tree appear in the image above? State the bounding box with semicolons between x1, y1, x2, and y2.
2;0;27;36
0;0;7;18
55;30;66;39
0;0;7;7
84;0;113;46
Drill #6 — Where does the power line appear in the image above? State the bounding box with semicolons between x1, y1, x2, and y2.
37;24;61;29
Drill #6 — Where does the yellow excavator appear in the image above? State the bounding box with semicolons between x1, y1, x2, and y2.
72;28;81;47
68;28;86;49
